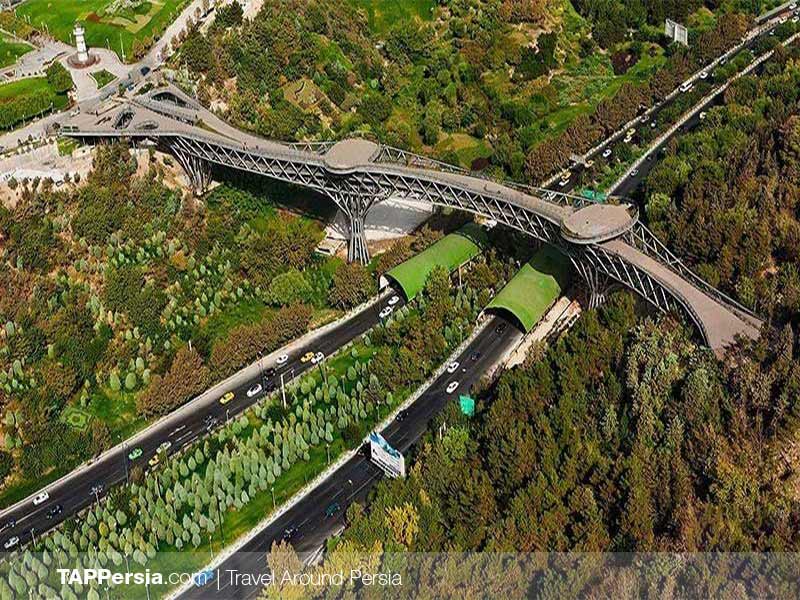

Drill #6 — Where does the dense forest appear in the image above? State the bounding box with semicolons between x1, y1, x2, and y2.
0;145;378;502
265;291;800;596
177;0;757;182
644;44;800;323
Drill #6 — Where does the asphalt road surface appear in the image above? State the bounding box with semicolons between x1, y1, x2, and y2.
0;293;406;553
180;315;521;600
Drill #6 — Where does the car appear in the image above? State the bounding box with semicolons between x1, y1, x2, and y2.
558;177;570;188
650;120;657;129
791;2;797;9
90;484;104;497
379;306;393;319
219;391;234;405
395;409;409;422
0;519;16;533
699;70;709;79
300;351;315;363
699;111;707;121
446;381;460;394
282;526;300;541
140;66;150;76
276;354;289;366
585;159;595;168
3;537;19;550
205;416;218;432
325;502;341;518
641;114;650;122
630;169;639;177
794;16;799;23
128;447;143;461
46;505;63;520
470;351;481;362
148;455;160;468
311;352;325;364
626;128;636;137
158;441;172;454
446;361;459;374
264;367;276;378
387;295;400;306
247;383;263;398
32;492;49;506
602;148;612;158
495;322;508;334
719;57;727;65
679;81;693;93
194;569;215;587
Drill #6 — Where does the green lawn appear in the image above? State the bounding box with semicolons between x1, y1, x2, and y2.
90;68;116;88
0;35;32;68
16;0;191;62
346;0;435;33
0;76;69;129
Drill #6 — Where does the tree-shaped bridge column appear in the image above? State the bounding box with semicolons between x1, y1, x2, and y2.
328;191;382;265
170;143;211;196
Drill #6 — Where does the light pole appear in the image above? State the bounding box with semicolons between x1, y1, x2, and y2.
280;368;294;409
208;534;214;559
326;443;330;465
225;408;229;424
122;442;129;483
29;527;35;547
270;486;275;509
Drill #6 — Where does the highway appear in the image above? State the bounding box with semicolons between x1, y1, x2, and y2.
0;293;406;553
179;315;522;600
548;7;797;198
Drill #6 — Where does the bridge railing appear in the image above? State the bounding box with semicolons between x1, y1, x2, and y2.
374;144;600;210
623;222;761;324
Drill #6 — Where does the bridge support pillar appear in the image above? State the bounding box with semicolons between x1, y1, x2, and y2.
328;191;383;265
171;145;211;196
571;256;615;309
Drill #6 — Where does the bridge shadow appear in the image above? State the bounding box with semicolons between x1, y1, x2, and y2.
213;167;338;223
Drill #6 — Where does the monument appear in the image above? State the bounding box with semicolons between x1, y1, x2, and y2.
67;22;99;68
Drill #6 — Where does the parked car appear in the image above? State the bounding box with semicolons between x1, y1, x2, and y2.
446;381;459;394
32;492;49;506
247;384;262;398
219;391;234;405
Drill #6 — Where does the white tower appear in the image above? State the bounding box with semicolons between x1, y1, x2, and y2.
74;23;89;64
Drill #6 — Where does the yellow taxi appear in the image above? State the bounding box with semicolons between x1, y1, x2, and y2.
219;391;234;405
148;454;160;468
300;351;315;363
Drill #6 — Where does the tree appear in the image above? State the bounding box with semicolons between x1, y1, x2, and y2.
266;269;312;306
46;62;72;94
328;262;374;309
136;346;211;418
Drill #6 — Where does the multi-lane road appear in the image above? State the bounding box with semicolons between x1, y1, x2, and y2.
0;292;406;553
178;315;521;600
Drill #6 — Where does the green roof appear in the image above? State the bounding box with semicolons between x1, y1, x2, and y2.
487;246;571;332
385;223;488;300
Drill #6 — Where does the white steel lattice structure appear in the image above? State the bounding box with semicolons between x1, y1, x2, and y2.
61;85;762;354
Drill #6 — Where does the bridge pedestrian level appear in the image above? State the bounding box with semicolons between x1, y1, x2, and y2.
60;85;762;354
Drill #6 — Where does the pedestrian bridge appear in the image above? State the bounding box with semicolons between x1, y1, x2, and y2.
60;85;762;355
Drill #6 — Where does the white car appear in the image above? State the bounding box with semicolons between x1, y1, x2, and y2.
679;81;693;93
699;111;707;121
3;537;18;550
602;148;612;158
387;296;400;306
630;169;639;177
558;177;569;188
793;16;799;23
699;70;708;80
791;2;797;9
158;441;172;453
275;354;289;366
446;361;459;374
379;306;393;319
32;492;49;506
446;381;459;394
247;383;262;398
311;352;325;364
